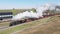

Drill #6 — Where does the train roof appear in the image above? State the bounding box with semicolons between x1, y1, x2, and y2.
0;12;13;15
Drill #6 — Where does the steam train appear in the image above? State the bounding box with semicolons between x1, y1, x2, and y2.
0;12;13;21
9;14;59;26
9;18;39;26
9;11;60;26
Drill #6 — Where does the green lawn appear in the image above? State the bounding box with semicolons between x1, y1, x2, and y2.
0;17;50;34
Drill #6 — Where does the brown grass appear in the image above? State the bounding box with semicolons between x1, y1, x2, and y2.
0;21;10;27
15;16;60;34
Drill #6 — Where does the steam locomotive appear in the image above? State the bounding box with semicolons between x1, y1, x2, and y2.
9;14;60;26
9;17;39;26
9;10;60;26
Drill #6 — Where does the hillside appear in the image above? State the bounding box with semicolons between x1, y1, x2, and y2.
13;15;60;34
0;16;50;34
0;15;60;34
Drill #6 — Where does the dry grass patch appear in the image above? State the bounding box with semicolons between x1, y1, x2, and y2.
15;16;60;34
0;17;50;34
0;21;10;27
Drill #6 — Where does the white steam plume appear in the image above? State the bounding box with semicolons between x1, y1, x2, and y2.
12;3;56;20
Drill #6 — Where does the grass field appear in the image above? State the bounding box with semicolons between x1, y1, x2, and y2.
0;21;11;27
14;15;60;34
0;16;50;34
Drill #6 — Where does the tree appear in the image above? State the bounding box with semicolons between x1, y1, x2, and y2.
31;8;36;12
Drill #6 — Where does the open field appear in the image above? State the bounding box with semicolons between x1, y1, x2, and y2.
0;21;12;30
0;21;11;27
0;16;50;34
13;15;60;34
0;15;60;34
